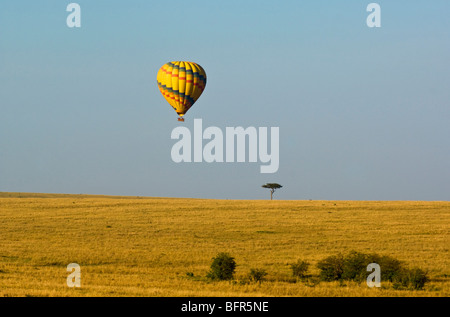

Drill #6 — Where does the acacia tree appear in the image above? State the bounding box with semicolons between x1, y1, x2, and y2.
262;183;283;200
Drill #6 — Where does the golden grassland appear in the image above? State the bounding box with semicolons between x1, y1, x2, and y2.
0;192;449;297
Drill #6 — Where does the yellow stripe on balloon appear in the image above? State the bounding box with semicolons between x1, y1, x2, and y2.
156;61;206;119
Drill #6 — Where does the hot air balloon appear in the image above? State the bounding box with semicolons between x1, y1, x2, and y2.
157;61;207;122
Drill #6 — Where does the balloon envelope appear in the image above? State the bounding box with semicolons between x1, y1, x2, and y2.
157;61;207;120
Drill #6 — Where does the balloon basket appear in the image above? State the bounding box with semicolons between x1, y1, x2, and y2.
178;117;185;122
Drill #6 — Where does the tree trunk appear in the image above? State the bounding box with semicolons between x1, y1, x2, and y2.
270;190;273;200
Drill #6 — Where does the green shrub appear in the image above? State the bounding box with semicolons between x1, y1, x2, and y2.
317;254;344;281
395;267;429;290
316;251;429;290
342;251;369;281
370;253;403;282
291;260;310;279
206;252;236;281
341;251;403;282
317;251;407;284
408;268;429;290
248;268;268;283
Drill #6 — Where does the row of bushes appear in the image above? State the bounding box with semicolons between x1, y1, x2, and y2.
199;251;429;290
315;251;428;290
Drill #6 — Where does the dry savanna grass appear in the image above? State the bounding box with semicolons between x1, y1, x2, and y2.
0;192;449;297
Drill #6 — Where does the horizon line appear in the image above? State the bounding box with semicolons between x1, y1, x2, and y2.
0;191;448;203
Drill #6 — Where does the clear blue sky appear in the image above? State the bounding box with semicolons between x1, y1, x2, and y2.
1;0;449;200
